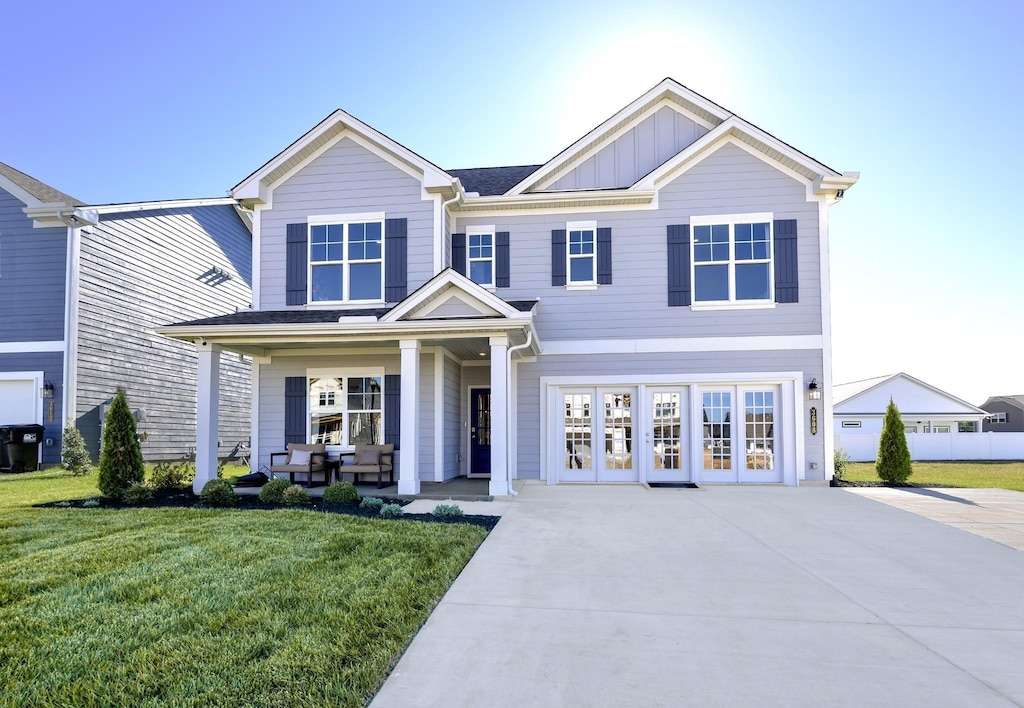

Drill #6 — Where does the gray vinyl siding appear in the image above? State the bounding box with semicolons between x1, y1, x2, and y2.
982;402;1024;433
260;137;435;309
443;355;461;480
0;352;64;464
0;187;66;342
513;348;825;480
550;106;709;190
75;205;252;461
458;142;820;342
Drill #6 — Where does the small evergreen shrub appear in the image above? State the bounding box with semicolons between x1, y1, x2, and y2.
359;496;384;512
432;503;464;518
833;448;851;482
123;482;154;505
379;503;403;519
149;457;196;490
876;398;913;484
82;499;100;508
259;477;291;503
200;478;237;507
323;481;359;504
281;485;311;506
97;388;145;499
61;424;92;477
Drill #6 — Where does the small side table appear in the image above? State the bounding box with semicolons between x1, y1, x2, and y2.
325;458;341;483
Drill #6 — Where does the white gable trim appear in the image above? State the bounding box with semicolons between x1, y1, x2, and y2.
834;373;988;416
381;269;523;323
0;173;44;208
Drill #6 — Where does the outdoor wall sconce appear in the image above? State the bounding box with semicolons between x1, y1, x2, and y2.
40;381;55;399
810;407;818;435
808;378;822;400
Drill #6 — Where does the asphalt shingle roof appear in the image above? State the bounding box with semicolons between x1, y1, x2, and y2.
0;161;83;206
447;165;541;196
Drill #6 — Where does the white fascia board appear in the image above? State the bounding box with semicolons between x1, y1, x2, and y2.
0;173;44;208
24;204;99;229
507;78;730;196
540;334;822;356
85;197;239;214
381;269;524;322
455;189;656;214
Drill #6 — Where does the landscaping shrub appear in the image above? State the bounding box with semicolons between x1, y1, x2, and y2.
877;398;913;484
379;503;403;519
323;480;359;504
359;496;384;512
258;477;291;503
122;482;154;505
97;388;145;499
61;423;91;477
281;485;311;506
432;503;464;518
200;478;237;507
833;448;851;482
149;457;195;490
82;499;100;508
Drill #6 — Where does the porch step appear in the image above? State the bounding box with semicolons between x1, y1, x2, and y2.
398;492;494;502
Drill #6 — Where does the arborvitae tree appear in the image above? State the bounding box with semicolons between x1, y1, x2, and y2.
61;423;92;477
97;388;145;498
876;398;912;484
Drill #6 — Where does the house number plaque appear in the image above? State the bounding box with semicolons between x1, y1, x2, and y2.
810;407;818;436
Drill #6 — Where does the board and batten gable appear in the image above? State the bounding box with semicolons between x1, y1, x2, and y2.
259;137;435;309
0;186;67;343
75;204;252;460
456;141;820;343
549;105;711;191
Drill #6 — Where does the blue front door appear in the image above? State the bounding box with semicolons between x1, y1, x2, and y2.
470;388;491;476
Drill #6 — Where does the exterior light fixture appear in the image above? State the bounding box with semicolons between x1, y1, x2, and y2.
40;381;55;399
808;378;821;400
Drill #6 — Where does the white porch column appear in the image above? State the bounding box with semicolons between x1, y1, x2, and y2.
489;335;509;496
398;340;421;495
194;340;221;494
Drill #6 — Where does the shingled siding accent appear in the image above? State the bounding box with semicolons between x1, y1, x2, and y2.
458;142;820;342
0;187;67;343
0;352;64;465
260;137;434;309
75;205;252;461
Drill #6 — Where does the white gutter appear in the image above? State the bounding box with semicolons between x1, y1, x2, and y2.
155;317;536;342
85;197;239;215
503;329;534;497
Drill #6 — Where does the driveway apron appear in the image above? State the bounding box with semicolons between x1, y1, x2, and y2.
371;485;1024;707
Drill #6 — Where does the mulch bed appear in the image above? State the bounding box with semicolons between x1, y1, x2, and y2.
831;480;957;489
36;488;500;531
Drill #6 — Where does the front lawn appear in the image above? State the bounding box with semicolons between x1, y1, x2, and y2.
0;471;488;707
843;460;1024;492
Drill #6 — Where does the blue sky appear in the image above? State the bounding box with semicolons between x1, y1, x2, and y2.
3;0;1020;404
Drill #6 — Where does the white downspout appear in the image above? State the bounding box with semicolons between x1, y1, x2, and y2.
504;329;533;497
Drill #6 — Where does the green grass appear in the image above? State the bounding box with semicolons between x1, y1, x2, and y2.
0;470;488;707
844;460;1024;492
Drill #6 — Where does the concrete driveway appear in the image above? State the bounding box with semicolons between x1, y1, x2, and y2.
372;485;1024;707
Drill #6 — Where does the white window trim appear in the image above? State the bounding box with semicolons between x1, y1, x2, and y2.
466;226;496;288
307;212;386;305
690;212;774;308
306;367;386;449
566;219;597;287
989;412;1007;424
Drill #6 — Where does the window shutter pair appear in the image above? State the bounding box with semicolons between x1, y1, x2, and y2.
452;232;510;287
551;228;612;285
665;219;799;306
285;218;408;304
284;374;401;449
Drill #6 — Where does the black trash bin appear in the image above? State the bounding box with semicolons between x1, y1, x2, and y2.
0;424;46;472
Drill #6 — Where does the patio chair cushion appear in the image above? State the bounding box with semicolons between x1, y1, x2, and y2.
354;448;381;465
289;448;312;466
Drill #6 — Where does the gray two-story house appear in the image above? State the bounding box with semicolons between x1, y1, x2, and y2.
0;161;253;465
160;78;858;494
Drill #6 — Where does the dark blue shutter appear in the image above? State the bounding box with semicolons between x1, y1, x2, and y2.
773;219;799;303
384;374;401;449
286;223;307;306
551;229;566;286
596;227;612;285
285;376;307;444
667;224;691;307
452;233;467;276
385;218;408;301
496;232;510;288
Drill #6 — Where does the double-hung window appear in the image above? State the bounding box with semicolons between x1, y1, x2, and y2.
567;220;596;285
309;373;383;446
467;229;494;287
691;213;773;305
309;214;384;303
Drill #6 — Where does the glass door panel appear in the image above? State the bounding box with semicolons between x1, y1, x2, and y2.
740;387;782;483
647;388;690;482
562;392;595;481
599;391;636;482
701;390;736;482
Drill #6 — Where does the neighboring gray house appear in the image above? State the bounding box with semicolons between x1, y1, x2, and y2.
981;396;1024;432
159;78;859;493
0;161;253;464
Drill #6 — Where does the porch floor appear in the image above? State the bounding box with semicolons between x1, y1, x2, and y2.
234;475;493;502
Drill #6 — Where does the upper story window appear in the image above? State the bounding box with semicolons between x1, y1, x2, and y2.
567;220;596;285
989;412;1008;424
691;213;772;305
309;214;384;303
468;229;494;287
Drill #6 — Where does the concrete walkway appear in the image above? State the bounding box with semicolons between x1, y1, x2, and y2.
372;485;1024;707
843;486;1024;551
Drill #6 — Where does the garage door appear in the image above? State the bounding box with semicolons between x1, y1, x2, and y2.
0;379;38;424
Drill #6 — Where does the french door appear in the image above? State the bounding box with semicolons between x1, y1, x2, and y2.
644;387;691;482
699;385;782;483
561;388;637;482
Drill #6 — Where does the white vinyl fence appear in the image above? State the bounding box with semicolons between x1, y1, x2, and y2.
836;432;1024;462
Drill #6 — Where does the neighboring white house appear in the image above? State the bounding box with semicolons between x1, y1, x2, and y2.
834;373;987;435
